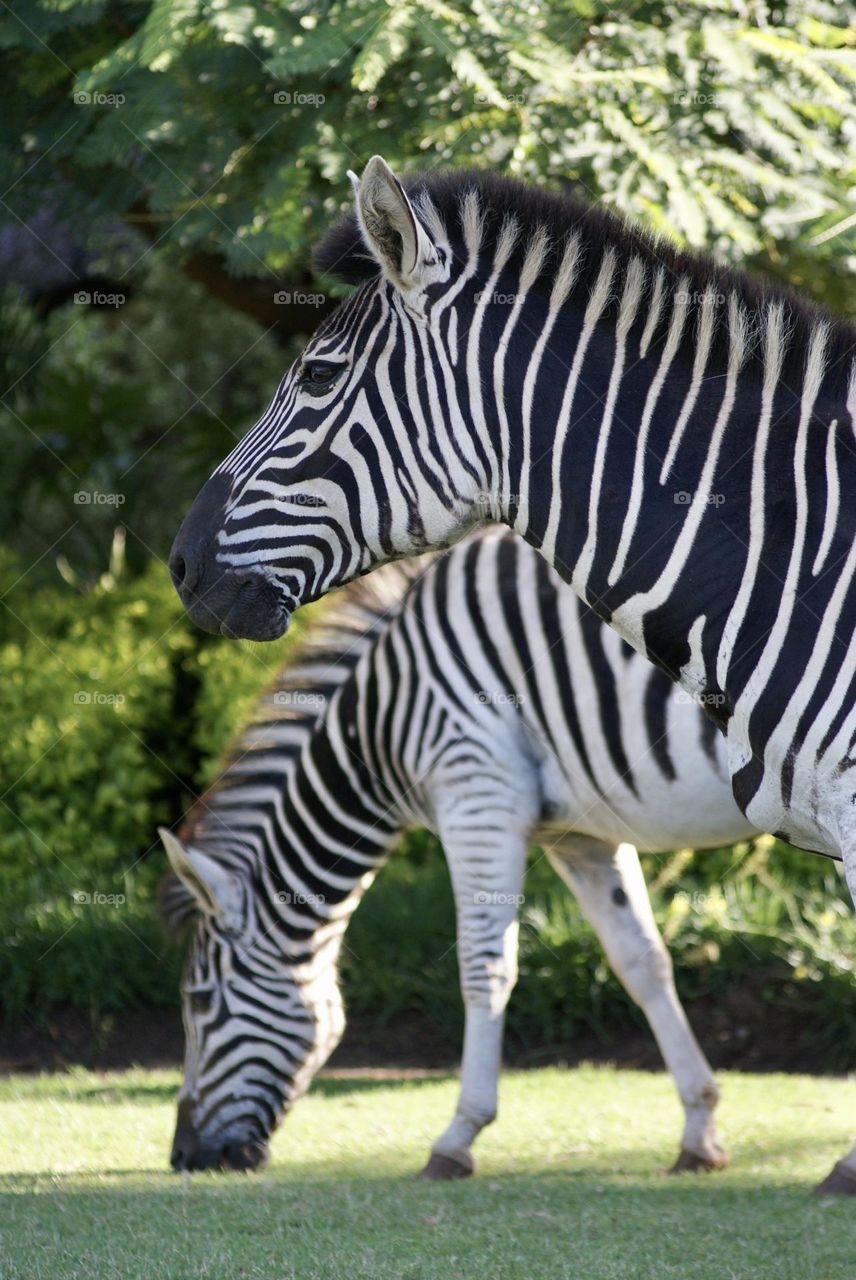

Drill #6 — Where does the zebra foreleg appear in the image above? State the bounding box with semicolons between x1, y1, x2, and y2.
420;824;528;1180
545;834;728;1174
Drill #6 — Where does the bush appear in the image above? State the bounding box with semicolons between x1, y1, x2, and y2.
0;550;306;1018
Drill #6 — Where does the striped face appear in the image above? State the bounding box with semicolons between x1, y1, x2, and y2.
161;832;344;1172
169;157;484;641
171;920;344;1172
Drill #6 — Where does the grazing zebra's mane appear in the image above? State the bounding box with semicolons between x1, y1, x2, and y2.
158;554;432;933
315;168;856;385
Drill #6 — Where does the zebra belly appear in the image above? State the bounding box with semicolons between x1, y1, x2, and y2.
535;754;757;853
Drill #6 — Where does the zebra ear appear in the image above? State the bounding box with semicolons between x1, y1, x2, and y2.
350;155;439;292
158;828;247;937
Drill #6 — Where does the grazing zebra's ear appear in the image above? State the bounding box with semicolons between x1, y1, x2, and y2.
158;828;248;937
349;155;440;293
157;870;198;936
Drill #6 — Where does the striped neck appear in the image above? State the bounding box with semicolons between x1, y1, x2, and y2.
469;250;856;712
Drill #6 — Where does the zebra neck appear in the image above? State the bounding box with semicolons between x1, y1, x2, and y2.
483;271;856;722
259;676;404;963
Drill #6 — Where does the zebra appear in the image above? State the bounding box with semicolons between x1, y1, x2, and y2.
162;527;756;1180
168;159;856;1189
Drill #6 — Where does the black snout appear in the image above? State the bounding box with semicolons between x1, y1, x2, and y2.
170;1098;270;1173
169;472;289;641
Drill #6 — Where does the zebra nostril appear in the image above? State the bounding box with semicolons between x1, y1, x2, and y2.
169;551;203;597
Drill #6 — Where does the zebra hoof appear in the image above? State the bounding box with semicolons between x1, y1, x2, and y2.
669;1147;728;1175
419;1151;474;1180
815;1161;856;1195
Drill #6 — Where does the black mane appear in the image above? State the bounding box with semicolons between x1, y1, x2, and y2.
315;168;856;379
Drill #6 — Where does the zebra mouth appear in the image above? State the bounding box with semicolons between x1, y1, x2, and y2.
178;566;291;642
219;582;291;642
171;1133;271;1173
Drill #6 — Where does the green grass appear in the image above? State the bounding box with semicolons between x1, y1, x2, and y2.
1;1067;855;1278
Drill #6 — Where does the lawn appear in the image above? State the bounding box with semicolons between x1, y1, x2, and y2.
1;1066;855;1279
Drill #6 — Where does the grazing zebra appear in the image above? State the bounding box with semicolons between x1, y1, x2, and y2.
169;159;856;1189
163;528;754;1179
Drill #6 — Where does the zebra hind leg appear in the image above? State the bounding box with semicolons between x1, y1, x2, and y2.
545;834;728;1174
814;841;856;1194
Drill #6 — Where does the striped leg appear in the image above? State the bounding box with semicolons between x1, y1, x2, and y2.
546;835;727;1173
814;844;856;1195
421;823;528;1180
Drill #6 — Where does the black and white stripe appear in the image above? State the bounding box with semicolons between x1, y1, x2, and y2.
163;528;751;1176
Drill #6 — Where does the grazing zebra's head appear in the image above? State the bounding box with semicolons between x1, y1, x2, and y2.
170;155;491;641
159;829;345;1172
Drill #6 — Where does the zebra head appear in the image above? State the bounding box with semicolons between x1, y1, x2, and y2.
159;829;345;1172
170;156;490;640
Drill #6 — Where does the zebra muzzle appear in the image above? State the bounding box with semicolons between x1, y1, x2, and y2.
170;475;290;641
170;1099;270;1173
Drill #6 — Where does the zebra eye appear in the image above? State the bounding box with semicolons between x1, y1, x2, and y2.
299;361;342;394
188;988;214;1014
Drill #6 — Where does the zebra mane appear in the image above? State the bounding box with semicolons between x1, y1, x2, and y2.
315;167;856;383
158;554;434;935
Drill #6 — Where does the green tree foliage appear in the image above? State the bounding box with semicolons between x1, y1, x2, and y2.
2;1;855;308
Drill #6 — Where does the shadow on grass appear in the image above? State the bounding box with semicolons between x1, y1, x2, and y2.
0;1126;848;1189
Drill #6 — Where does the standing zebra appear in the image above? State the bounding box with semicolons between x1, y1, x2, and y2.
169;159;856;1188
163;529;754;1179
